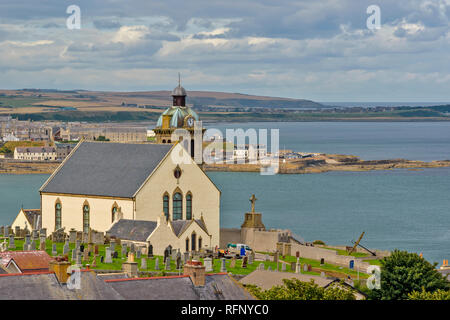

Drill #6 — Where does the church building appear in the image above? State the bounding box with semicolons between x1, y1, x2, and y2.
38;82;220;255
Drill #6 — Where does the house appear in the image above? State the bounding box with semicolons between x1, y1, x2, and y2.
11;208;41;231
39;141;221;255
0;261;254;300
239;269;366;300
0;251;54;274
14;146;57;161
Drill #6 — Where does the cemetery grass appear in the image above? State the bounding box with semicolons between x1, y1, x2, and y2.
258;252;369;279
322;247;370;258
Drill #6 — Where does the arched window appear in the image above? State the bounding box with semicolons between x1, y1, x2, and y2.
173;192;182;220
198;237;202;251
191;232;196;251
55;201;62;230
186;193;192;220
163;194;169;221
185;238;189;252
83;203;90;234
112;203;118;223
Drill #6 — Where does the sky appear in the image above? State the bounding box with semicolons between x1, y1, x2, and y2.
0;0;449;102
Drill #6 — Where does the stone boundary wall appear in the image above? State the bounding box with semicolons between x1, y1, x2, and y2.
220;228;241;248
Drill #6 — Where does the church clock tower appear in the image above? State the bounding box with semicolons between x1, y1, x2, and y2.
154;76;204;164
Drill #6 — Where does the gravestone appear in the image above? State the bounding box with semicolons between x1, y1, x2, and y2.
51;243;57;256
113;251;119;259
154;257;160;270
76;251;82;266
105;248;112;263
183;252;189;264
79;244;85;253
321;271;326;278
136;250;141;259
281;262;286;272
220;258;227;272
307;264;312;272
72;249;76;261
303;264;308;272
229;258;236;269
8;234;15;249
264;254;270;262
171;249;178;261
63;240;70;255
164;247;170;263
130;243;136;254
39;236;46;251
83;248;89;261
176;256;182;270
291;262;296;272
147;244;153;257
25;234;31;246
165;257;171;270
39;228;47;238
30;240;36;251
110;239;116;252
296;259;301;274
31;229;38;241
141;258;147;270
15;226;20;236
267;266;272;271
69;229;77;243
248;252;254;265
204;257;213;272
274;252;279;265
258;263;265;270
242;256;248;268
100;256;104;263
23;241;29;251
94;245;99;255
121;244;127;257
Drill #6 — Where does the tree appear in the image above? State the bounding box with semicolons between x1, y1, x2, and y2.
246;279;356;300
368;250;449;300
408;289;450;300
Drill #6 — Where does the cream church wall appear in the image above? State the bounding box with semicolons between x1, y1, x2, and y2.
41;193;134;233
147;214;211;255
11;211;30;231
135;144;220;249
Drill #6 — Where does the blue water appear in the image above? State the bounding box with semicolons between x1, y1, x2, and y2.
206;121;450;161
1;121;449;265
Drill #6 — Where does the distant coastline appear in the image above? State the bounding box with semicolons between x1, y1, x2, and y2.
2;156;450;175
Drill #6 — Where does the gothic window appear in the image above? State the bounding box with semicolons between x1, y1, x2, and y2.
186;193;192;220
55;201;62;230
191;232;196;251
112;204;118;223
198;237;202;251
185;238;189;252
83;203;90;234
163;194;169;221
173;192;182;220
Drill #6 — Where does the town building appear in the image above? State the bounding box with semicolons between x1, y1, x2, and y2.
0;251;53;274
14;146;57;161
39;140;221;255
11;208;41;231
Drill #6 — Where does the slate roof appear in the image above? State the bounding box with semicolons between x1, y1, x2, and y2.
239;269;334;290
0;271;123;300
22;209;41;230
40;141;173;198
105;274;254;300
0;251;54;273
171;220;192;237
107;219;157;242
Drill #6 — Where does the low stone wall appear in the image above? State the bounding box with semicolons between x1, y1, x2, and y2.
220;228;241;248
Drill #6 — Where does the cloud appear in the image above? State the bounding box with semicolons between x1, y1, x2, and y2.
0;0;448;101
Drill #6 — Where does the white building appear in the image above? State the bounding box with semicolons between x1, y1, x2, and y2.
14;147;57;161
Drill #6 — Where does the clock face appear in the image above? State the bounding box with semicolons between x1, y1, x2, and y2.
187;117;194;127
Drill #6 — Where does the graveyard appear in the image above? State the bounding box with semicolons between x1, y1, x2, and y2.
2;235;370;279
